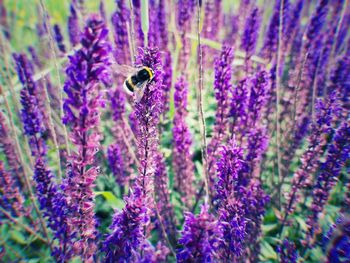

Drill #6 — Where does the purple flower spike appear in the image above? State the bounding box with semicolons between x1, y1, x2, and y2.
103;186;149;262
241;7;260;62
177;204;222;262
0;112;22;177
306;121;350;244
111;0;130;64
62;15;111;260
104;48;163;262
277;239;298;263
0;161;25;218
284;92;341;217
134;47;163;205
15;50;72;262
207;47;234;195
68;4;80;46
53;24;66;53
107;143;128;186
304;0;329;51
172;76;195;207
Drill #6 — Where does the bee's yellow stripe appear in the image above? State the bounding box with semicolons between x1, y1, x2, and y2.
144;67;153;79
127;78;136;89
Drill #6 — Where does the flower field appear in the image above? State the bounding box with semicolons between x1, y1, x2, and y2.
0;0;349;262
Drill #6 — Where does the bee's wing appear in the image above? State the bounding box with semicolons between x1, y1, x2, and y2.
134;81;148;103
112;63;139;77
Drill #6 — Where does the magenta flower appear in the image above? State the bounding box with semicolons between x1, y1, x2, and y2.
284;92;341;217
306;121;350;244
172;76;195;207
62;15;111;260
177;204;222;262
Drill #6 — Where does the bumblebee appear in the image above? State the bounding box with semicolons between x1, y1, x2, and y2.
114;64;154;102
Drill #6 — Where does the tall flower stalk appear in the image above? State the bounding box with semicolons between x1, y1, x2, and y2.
15;52;72;261
172;76;195;207
282;92;341;230
103;47;163;261
62;15;111;260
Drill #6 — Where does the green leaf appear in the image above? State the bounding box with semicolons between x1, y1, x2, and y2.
95;191;125;210
262;223;278;233
295;216;308;231
260;240;278;260
10;230;27;244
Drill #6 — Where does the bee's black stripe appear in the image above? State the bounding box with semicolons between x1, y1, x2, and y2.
125;78;135;92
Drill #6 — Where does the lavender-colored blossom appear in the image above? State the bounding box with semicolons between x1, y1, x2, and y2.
148;0;158;48
132;0;144;47
247;70;270;128
219;199;247;259
215;140;269;260
160;51;172;115
177;204;222;262
111;0;130;64
326;215;350;262
107;143;128;186
306;121;350;243
99;0;106;21
103;184;149;262
212;46;234;140
0;0;10;39
104;48;163;261
304;0;329;51
62;16;111;260
246;126;268;177
110;87;126;122
284;92;341;217
241;7;260;63
34;158;73;261
207;47;234;192
16;51;72;261
158;0;168;50
285;0;303;45
277;239;298;263
203;0;222;42
261;0;280;61
230;78;249;138
330;55;350;109
215;140;248;258
134;47;163;205
0;112;22;178
215;140;244;206
68;4;80;46
53;24;66;53
14;53;46;157
172;76;195;207
0;161;25;217
177;0;195;31
28;46;42;68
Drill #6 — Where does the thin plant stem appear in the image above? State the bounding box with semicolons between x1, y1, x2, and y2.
275;0;284;209
40;76;62;180
324;0;349;95
0;207;47;244
39;0;70;157
196;0;210;205
0;86;52;248
291;52;309;136
152;196;177;257
128;0;136;64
